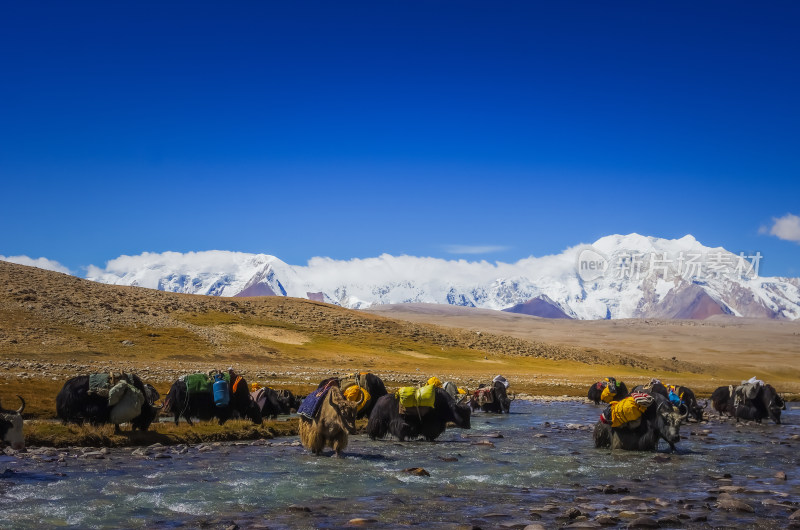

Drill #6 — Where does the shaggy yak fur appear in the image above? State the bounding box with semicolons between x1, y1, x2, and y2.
593;392;688;452
366;387;471;441
56;373;160;432
299;386;360;457
711;384;784;424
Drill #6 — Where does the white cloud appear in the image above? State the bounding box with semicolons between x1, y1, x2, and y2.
444;244;510;254
85;247;584;304
0;255;71;274
763;213;800;243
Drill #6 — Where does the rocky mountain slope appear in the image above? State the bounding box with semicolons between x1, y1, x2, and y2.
1;260;684;372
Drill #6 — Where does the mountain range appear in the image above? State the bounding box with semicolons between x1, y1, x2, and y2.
84;234;800;320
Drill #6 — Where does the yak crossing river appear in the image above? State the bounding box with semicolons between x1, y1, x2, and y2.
0;400;797;528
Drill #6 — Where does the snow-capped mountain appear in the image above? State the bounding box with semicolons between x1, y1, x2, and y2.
85;235;800;320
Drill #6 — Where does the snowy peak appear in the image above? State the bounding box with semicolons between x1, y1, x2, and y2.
85;235;800;321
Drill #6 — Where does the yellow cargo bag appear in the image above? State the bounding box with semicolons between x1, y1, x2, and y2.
343;385;371;412
610;397;649;428
397;384;436;408
600;385;618;404
427;376;443;388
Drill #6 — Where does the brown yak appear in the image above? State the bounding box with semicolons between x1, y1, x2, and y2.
299;385;363;457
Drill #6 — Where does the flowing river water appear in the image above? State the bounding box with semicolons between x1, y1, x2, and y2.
0;400;798;529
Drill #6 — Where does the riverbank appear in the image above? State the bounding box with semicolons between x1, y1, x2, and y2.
2;400;798;529
21;419;300;449
19;417;380;449
18;397;573;449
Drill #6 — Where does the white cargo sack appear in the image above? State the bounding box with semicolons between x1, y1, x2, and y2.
108;382;146;424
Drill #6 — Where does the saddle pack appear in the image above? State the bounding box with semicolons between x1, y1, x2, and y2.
108;381;146;424
397;384;436;416
605;392;653;429
733;377;763;406
184;372;232;395
473;387;494;406
339;372;371;411
298;379;337;420
442;381;466;399
666;385;683;407
343;385;371;412
87;372;116;398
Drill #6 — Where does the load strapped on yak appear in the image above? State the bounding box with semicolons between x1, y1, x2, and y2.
442;381;467;400
666;385;684;408
298;378;339;420
108;379;146;424
472;375;508;406
339;372;372;413
600;392;655;429
182;369;244;408
88;372;147;424
597;376;620;404
732;376;764;407
396;384;437;416
472;386;494;406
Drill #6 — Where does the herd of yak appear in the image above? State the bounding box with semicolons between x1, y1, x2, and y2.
0;370;786;456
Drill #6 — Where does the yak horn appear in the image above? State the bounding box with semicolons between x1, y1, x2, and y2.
15;395;25;415
509;392;516;402
679;403;690;420
355;386;366;406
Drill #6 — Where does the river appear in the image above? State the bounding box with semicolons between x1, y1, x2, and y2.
1;400;797;528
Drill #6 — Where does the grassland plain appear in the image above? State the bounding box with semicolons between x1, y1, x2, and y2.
0;260;797;447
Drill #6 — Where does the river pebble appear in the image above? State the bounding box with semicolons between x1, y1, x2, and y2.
625;516;659;528
402;467;430;476
347;517;378;525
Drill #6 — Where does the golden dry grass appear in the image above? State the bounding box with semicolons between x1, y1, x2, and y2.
23;418;304;448
1;259;798;427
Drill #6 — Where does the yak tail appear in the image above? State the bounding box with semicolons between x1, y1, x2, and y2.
299;418;324;454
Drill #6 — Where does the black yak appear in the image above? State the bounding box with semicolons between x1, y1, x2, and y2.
56;373;160;432
366;387;471;441
711;383;784;424
470;380;514;413
251;387;302;419
593;392;688;452
164;370;261;426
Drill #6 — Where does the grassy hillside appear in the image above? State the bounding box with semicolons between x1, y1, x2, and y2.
0;260;794;420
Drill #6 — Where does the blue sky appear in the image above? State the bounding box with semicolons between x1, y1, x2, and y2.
1;1;799;276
